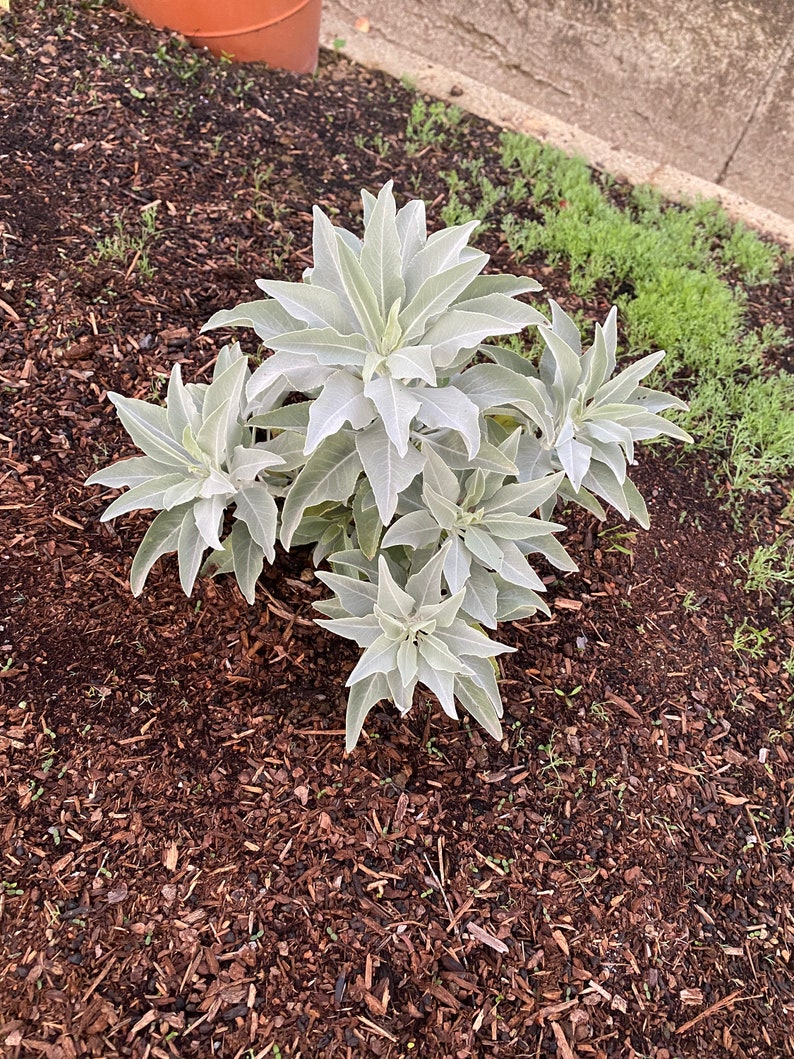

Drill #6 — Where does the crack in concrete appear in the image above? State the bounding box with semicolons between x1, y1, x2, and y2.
715;22;794;185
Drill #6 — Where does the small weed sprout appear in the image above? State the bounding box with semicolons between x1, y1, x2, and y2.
92;204;159;279
739;537;794;596
729;619;773;661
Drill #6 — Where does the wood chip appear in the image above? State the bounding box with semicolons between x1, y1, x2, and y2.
465;922;509;954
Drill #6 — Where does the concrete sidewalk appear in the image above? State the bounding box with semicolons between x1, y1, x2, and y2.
321;0;794;246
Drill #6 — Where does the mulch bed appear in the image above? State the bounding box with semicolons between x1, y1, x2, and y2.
1;2;793;1056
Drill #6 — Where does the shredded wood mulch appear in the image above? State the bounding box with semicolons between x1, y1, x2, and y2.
1;3;793;1056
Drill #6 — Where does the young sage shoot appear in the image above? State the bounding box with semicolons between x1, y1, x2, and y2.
88;182;691;750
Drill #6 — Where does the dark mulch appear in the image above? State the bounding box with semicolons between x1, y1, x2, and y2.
1;3;793;1057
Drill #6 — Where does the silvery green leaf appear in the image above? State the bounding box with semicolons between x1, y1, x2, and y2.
416;660;456;716
100;474;187;521
516;530;577;572
347;634;400;686
248;402;312;432
621;476;650;529
584;416;635;449
195;398;234;466
363;375;420;457
395;198;426;269
373;606;406;641
463;526;505;570
591;406;692;443
538;324;582;404
193;494;226;551
499;539;546;591
268;327;370;367
578;323;611;400
465;654;504;704
455;364;551;430
312;596;347;619
422;430;519;476
421;586;466;631
327;548;381;580
280;433;362;548
396;639;419;686
404;220;479;301
514;433;556;482
202;537;235;579
557;479;606;520
381;509;439;550
445;294;546;328
333;231;384;344
360;181;406;316
404;541;451;608
316;570;377;617
481;342;539;377
129;506;189;596
556;434;593;492
201;299;297;340
482;472;565;517
421;310;515;366
482;511;542;540
308;206;360;315
214;339;246;375
549;299;582;356
443;534;471;594
386;669;415;715
435;619;514;659
416;386;481;458
352;481;383;560
593;350;667;406
462;563;499;627
108;393;192;468
586;436;629;484
229;445;285;484
581;461;634;520
421;443;461;501
345;673;390;752
400;256;486;344
257;429;309;473
166;363;200;439
418;635;471;675
387;346;436;385
257;278;351;332
595;303;617;371
337;227;363;256
202;355;247;427
177;507;206;596
495;579;549;620
315;614;381;647
86;455;177;489
356;421;424;524
234;483;278;560
630;386;689;413
375;556;415;619
422;484;459;531
305;370;374;454
458;274;542;298
161;478;207;510
229;519;264;604
454;676;502;739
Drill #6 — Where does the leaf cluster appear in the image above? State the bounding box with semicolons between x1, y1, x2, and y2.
88;183;690;749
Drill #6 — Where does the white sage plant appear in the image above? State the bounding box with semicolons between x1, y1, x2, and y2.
88;182;692;750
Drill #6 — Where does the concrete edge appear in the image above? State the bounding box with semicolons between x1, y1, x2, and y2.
320;20;794;251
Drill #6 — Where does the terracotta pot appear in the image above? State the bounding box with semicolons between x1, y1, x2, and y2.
121;0;322;72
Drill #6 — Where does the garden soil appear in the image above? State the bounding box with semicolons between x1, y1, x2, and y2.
1;2;793;1057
